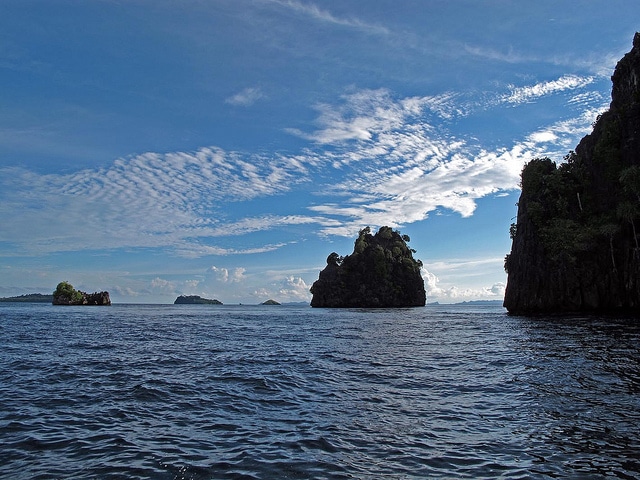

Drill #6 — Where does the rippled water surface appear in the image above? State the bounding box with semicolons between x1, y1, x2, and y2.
1;303;640;479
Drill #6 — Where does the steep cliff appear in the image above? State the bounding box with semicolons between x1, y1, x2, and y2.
504;33;640;314
310;226;426;308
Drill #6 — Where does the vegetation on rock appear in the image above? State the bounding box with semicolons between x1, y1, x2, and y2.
310;226;426;308
504;33;640;314
174;295;222;305
53;281;111;305
0;293;54;303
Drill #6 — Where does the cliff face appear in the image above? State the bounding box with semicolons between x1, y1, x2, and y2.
504;33;640;314
310;226;426;308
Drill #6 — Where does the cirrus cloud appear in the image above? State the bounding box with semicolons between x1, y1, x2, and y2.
225;87;265;107
0;72;608;257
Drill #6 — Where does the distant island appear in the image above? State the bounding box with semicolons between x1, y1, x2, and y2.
454;300;504;306
52;281;111;306
174;295;223;305
0;293;54;303
261;299;281;305
310;226;426;308
504;32;640;315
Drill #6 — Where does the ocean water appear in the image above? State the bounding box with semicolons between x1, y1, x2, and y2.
1;303;639;479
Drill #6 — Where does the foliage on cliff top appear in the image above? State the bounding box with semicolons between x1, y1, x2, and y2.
53;281;84;304
507;31;640;268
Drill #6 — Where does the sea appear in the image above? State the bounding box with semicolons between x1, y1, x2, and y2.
1;303;639;479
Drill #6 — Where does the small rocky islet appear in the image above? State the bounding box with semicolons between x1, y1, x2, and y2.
174;295;223;305
310;226;426;308
52;281;111;306
261;299;281;305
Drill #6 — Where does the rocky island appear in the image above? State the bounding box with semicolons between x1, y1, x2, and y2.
504;33;640;315
261;299;281;305
174;295;222;305
52;281;111;305
310;226;426;308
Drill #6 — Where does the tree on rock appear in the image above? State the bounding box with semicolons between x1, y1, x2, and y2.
53;281;84;305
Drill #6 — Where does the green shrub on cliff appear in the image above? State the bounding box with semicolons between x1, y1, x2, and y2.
53;281;84;304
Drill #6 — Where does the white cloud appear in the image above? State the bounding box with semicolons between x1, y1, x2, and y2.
295;89;437;145
113;285;140;298
250;275;312;303
422;266;506;303
529;130;558;143
278;275;312;301
267;0;389;36
291;83;607;237
490;282;506;296
206;215;338;237
230;267;246;283
209;266;229;282
209;266;245;283
225;87;265;106
151;277;177;294
502;75;594;105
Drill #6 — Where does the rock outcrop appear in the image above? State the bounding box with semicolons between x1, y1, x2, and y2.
310;226;426;308
504;33;640;314
174;295;222;305
261;299;281;305
52;281;111;305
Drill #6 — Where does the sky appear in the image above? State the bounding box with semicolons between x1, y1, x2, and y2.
1;1;639;304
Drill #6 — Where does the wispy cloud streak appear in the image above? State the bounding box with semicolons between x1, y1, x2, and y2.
266;0;389;35
225;87;265;106
503;75;594;105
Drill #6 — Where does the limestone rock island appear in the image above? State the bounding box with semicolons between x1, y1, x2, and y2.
310;226;426;308
52;281;111;305
504;32;640;314
261;299;281;305
174;295;222;305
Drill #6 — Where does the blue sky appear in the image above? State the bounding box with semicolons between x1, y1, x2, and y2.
1;1;638;304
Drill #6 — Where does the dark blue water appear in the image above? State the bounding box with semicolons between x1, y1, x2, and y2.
1;303;639;479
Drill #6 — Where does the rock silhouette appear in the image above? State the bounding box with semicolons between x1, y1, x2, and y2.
310;226;426;308
52;281;111;305
504;33;640;314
